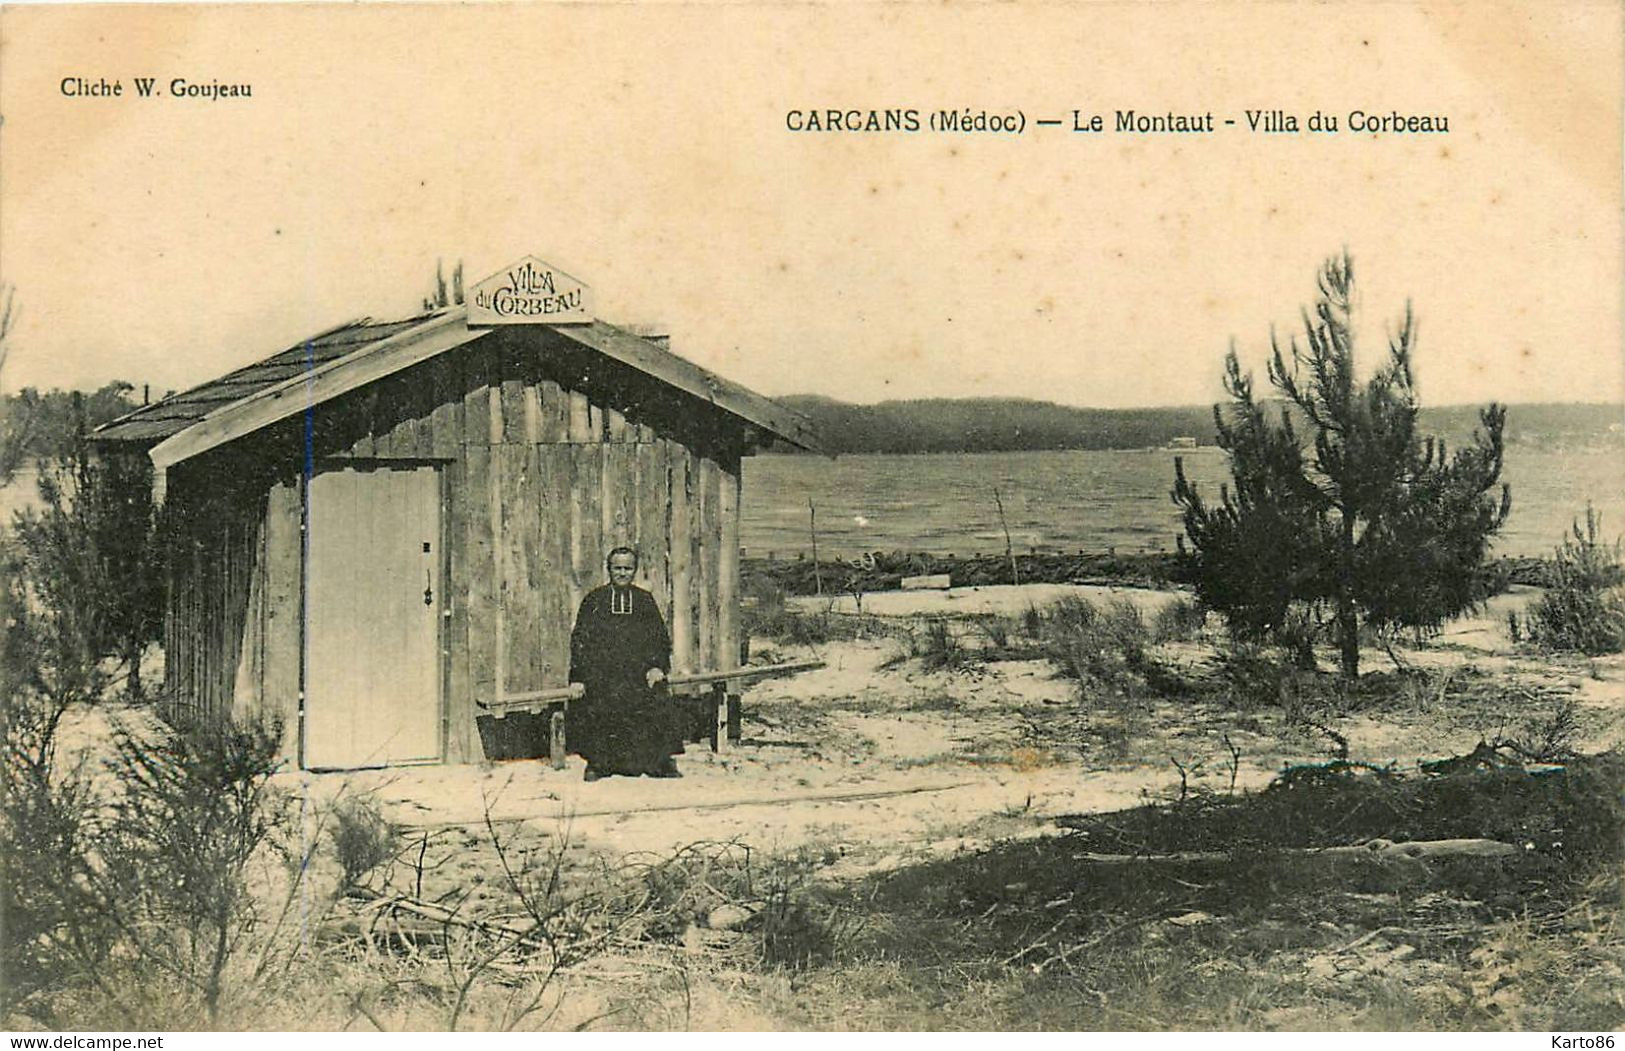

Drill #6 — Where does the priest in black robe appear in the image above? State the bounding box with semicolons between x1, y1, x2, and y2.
567;547;682;780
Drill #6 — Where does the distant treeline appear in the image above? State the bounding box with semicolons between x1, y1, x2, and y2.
773;395;1624;455
1;382;147;481
3;384;1618;468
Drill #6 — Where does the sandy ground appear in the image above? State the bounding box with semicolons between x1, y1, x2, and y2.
248;581;1625;875
38;579;1625;1034
787;580;1187;618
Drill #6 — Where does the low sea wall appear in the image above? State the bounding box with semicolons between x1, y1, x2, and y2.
742;550;1553;598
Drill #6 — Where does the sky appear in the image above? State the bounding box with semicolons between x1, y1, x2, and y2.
1;1;1621;410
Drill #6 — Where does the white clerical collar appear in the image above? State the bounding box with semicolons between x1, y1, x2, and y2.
610;587;633;615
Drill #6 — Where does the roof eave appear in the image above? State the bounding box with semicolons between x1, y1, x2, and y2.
552;320;822;453
146;308;474;470
131;310;819;467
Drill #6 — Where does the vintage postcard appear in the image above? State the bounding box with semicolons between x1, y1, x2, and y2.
1;0;1621;1036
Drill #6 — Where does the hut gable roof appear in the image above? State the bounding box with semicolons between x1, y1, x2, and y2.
95;307;820;463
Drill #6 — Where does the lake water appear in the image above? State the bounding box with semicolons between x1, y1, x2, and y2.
5;444;1619;563
742;446;1625;561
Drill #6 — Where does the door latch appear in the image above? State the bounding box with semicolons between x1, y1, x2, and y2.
424;570;434;607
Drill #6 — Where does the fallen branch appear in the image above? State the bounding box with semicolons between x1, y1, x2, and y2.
1072;837;1518;865
344;888;555;956
1333;925;1406;956
1034;912;1166;975
1002;909;1167;971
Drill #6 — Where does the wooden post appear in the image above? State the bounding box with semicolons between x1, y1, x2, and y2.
718;469;740;675
727;693;741;744
549;709;566;770
994;488;1019;586
669;450;693;672
808;497;822;599
711;681;728;753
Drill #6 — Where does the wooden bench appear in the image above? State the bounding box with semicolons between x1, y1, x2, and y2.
476;658;825;769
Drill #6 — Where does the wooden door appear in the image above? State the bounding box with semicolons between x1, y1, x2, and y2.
304;465;442;769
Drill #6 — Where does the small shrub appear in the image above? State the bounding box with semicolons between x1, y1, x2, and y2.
918;618;967;671
743;585;891;646
1;677;107;1018
1151;596;1207;643
974;613;1014;651
1019;603;1044;640
1213;642;1294;710
1043;595;1099;635
1516;506;1625;656
758;883;844;971
329;795;402;891
740;578;790;636
2;544;115;1020
1505;697;1584;763
1027;597;1165;754
94;712;289;1023
1038;597;1152;693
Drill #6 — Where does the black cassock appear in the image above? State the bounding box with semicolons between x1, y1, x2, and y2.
567;584;681;774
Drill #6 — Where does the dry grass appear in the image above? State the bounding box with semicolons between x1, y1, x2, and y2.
743;581;897;647
756;753;1625;1031
12;578;1623;1032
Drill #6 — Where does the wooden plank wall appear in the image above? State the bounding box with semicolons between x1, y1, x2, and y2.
165;331;746;766
163;461;284;746
321;335;740;763
261;476;302;758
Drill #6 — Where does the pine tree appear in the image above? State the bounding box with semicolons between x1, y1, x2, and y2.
1173;252;1510;677
12;396;164;699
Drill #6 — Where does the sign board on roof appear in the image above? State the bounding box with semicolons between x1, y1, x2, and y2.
468;257;593;325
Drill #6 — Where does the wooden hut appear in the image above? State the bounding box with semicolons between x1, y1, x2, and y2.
94;258;818;770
